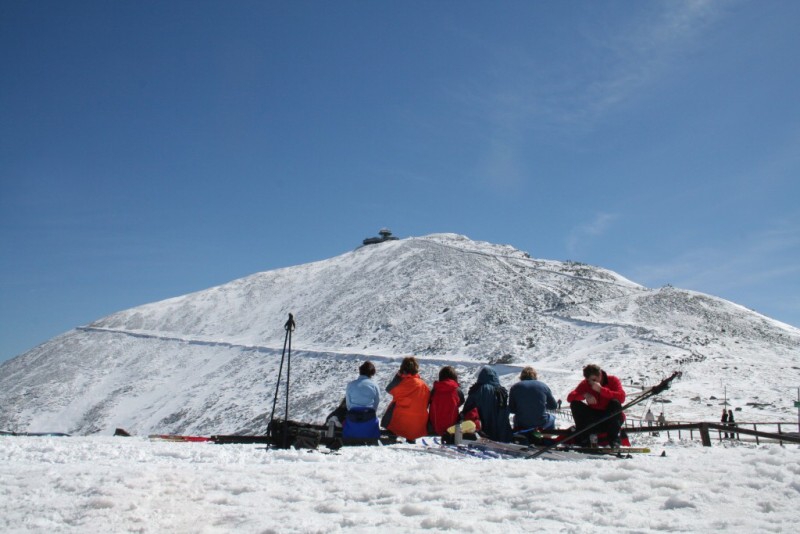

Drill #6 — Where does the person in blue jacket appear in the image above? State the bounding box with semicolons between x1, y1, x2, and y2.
462;366;512;442
509;366;558;432
346;361;380;411
343;361;381;439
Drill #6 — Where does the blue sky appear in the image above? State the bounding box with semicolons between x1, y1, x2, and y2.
2;1;799;363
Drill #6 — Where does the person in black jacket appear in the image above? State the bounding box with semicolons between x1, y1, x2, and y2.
721;408;729;438
727;408;736;439
462;366;512;442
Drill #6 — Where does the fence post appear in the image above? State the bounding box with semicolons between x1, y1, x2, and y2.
699;423;712;447
754;424;759;445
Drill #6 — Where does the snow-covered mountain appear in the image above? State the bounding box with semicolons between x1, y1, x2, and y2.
1;233;798;435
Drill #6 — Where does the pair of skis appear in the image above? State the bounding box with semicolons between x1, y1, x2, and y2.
418;436;649;461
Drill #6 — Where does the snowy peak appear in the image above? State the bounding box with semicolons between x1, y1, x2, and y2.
1;233;798;436
87;233;646;361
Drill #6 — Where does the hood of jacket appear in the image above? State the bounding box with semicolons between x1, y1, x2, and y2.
433;378;460;393
476;366;501;387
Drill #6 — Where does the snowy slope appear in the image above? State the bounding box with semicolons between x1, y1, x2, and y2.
1;233;798;435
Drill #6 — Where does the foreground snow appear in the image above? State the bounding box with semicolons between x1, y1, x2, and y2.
1;436;798;533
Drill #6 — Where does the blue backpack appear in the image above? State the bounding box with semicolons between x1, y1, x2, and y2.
343;407;380;440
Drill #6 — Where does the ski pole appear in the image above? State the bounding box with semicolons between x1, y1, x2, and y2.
526;371;681;459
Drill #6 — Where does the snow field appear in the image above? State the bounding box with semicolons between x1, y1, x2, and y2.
1;436;798;533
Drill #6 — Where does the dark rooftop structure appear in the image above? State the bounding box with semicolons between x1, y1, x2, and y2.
362;228;399;246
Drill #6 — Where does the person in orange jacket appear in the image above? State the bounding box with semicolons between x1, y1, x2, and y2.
381;356;430;441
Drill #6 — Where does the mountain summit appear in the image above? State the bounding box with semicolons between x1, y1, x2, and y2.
1;233;798;435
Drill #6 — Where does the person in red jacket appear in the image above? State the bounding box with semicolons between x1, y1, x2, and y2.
428;366;465;436
381;356;430;441
567;364;626;447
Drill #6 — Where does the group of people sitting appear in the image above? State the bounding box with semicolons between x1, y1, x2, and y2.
330;357;627;448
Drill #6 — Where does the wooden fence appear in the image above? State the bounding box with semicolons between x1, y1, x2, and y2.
623;420;800;446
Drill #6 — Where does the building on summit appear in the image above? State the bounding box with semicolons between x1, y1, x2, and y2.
362;228;399;246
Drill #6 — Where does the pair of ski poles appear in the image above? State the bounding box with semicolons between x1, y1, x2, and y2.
268;313;296;449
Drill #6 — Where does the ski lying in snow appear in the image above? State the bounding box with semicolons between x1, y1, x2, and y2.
415;437;587;461
0;431;71;437
473;439;646;459
482;438;649;457
416;439;506;460
211;435;272;445
559;446;650;455
148;434;212;442
416;437;527;460
413;436;646;461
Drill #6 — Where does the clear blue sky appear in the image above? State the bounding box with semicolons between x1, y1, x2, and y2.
2;1;799;363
